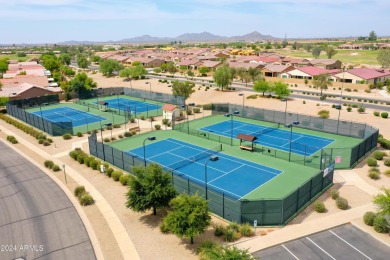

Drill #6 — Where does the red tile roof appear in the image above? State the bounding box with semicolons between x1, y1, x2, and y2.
296;66;339;76
162;104;177;111
346;68;390;80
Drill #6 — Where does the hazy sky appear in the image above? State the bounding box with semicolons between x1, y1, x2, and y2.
0;0;388;44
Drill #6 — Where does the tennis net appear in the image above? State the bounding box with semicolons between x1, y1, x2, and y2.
167;144;222;171
251;123;280;137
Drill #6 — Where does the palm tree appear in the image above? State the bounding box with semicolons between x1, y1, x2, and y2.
313;74;332;96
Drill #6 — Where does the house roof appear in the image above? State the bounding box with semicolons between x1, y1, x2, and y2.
200;60;221;68
0;75;49;88
294;66;339;76
310;59;339;65
346;68;390;80
262;64;293;73
178;59;202;66
0;83;60;98
237;133;258;142
162;104;177;111
228;62;263;69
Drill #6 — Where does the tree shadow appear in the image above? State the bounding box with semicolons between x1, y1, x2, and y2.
138;208;168;229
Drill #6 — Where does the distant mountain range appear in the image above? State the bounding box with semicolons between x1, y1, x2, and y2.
58;31;279;45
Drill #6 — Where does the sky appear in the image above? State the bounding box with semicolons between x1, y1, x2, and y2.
0;0;389;44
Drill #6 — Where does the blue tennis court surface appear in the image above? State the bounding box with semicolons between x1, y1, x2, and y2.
96;98;161;113
127;138;282;199
32;107;106;126
200;120;334;156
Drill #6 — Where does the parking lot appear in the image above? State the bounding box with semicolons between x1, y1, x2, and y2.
253;224;390;260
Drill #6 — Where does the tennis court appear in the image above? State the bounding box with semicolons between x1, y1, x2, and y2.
200;120;335;156
31;107;106;127
127;138;282;199
96;97;161;114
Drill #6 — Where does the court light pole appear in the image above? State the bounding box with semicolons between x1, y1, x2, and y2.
204;155;219;200
238;93;245;117
336;66;346;134
285;121;299;162
100;123;112;161
225;111;240;146
145;82;151;98
281;98;288;124
143;136;156;167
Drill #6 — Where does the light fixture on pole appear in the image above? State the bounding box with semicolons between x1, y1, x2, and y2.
336;66;346;134
100;123;112;161
204;155;219;200
62;164;67;183
143;136;156;167
284;120;299;162
224;111;240;146
238;93;245;117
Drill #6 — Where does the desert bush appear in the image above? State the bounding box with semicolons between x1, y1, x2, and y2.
44;160;54;169
374;111;380;116
373;215;389;233
77;154;86;164
336;197;349;210
347;107;352;112
373;151;385;160
318;110;330;119
43;141;50;146
118;134;123;139
193;107;201;113
367;158;377;167
155;124;161;130
38;138;44;144
196;240;220;256
76;132;83;137
381;112;389;119
52;165;61;172
106;167;114;177
69;151;78;160
79;193;95;206
228;222;241;233
89;160;99;170
240;223;255;237
103;137;110;142
160;222;170;234
6;135;18;144
74;185;86;198
113;124;120;128
203;104;212;110
224;228;239;242
140;116;145;120
313;200;326;213
129;117;135;123
357;105;365;113
368;168;380;180
63;133;72;140
124;131;132;137
384;169;390;176
331;190;339;200
119;174;130;185
162;119;169;125
214;223;225;237
84;156;92;167
111;171;123;181
384;159;390;167
363;211;376;226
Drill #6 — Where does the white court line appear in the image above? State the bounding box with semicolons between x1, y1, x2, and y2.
329;230;372;260
282;244;300;260
306;237;336;260
148;145;187;160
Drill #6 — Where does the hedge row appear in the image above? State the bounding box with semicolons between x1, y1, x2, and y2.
74;185;94;206
44;160;61;172
0;113;52;146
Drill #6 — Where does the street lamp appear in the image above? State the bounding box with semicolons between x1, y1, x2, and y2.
284;120;300;162
62;164;67;183
100;123;112;161
336;67;346;134
204;155;219;200
281;98;288;125
238;93;245;117
225;111;240;146
143;136;156;167
145;82;151;98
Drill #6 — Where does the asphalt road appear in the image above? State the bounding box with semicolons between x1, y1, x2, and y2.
0;141;96;260
253;224;390;260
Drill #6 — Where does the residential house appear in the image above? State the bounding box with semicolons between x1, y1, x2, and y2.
286;66;340;80
2;83;61;100
338;43;363;50
125;57;165;68
261;65;294;78
310;59;342;70
4;61;47;78
198;61;222;71
332;68;390;84
228;62;264;71
280;58;310;67
177;59;203;70
0;75;49;88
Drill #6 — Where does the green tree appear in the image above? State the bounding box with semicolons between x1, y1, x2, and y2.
160;63;168;72
153;67;162;74
0;96;9;106
68;72;97;93
77;56;90;69
40;53;61;71
198;67;210;76
213;65;232;91
0;59;9;73
187;69;194;79
313;74;333;96
126;164;176;215
273;81;291;98
282;39;288;48
91;55;102;63
163;193;211;244
377;49;390;68
312;46;322;58
172;80;195;100
236;67;246;82
373;188;390;215
368;31;377;41
166;62;177;76
325;46;338;59
253;80;270;96
242;72;251;87
247;67;262;82
304;44;312;52
99;59;124;77
59;53;72;65
0;81;3;91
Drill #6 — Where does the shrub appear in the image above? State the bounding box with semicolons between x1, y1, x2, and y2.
103;137;110;142
331;190;339;200
69;151;78;160
357;106;365;113
373;215;389;233
347;107;352;112
313;200;326;213
160;222;170;234
6;135;18;144
368;168;380;180
373;151;385;160
124;131;132;137
89;160;99;170
76;132;83;137
336;197;349;210
38;138;44;144
318;110;330;119
77;154;86;164
44;160;54;169
228;222;241;233
43;141;51;146
374;111;380;116
224;228;239;242
106;167;114;177
203;104;212;110
111;137;117;141
193;107;201;113
196;240;220;256
113;124;120;128
154;124;161;130
129;117;135;123
79;193;95;206
162;119;169;125
367;157;377;167
303;100;306;104
385;170;390;176
119;174;130;185
381;112;388;119
74;185;86;198
63;133;72;140
106;125;113;130
214;223;225;237
84;156;92;167
52;165;61;172
118;134;123;139
384;159;390;167
363;211;376;226
111;171;123;181
240;223;255;237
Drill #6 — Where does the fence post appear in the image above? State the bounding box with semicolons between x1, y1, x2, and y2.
222;193;225;218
